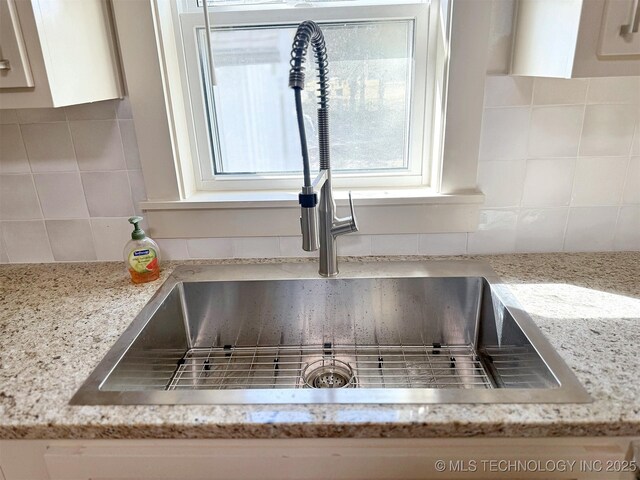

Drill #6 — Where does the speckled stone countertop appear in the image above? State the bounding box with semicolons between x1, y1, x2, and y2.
0;253;639;439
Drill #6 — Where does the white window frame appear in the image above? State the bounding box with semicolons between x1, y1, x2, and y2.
110;0;490;238
176;1;433;192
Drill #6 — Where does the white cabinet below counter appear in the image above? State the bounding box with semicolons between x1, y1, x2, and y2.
512;0;640;78
0;0;122;109
1;437;639;480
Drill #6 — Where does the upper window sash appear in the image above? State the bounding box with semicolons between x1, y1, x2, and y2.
177;1;433;191
183;0;429;14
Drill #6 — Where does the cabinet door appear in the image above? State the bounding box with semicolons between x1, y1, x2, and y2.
599;0;640;56
0;0;34;88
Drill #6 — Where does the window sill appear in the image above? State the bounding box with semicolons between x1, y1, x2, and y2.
141;188;484;238
140;187;484;209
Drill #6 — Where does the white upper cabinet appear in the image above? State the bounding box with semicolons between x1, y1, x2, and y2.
512;0;640;78
0;0;122;108
0;0;34;88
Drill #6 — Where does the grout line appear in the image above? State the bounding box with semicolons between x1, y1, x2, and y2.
37;219;55;263
629;121;639;158
0;168;144;176
27;169;46;222
0;222;8;263
529;78;535;107
612;205;623;251
524;88;534;164
65;118;118;124
561;98;588;252
125;170;137;216
484;101;638;110
617;155;633;207
14;123;33;175
66;122;100;259
15;120;68;125
584;78;592;106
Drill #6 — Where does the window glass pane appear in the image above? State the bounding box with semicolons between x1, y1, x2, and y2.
199;20;413;175
198;0;402;6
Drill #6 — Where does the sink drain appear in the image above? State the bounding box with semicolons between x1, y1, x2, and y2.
302;359;355;389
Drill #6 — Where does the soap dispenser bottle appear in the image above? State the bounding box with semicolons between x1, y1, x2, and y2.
124;216;161;284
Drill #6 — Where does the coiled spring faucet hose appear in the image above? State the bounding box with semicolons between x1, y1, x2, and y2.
289;21;330;188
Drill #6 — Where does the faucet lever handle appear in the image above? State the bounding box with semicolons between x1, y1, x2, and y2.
331;191;359;237
348;191;358;232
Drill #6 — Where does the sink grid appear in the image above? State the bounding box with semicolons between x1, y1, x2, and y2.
101;344;549;391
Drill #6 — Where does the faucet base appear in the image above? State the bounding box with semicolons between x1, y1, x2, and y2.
318;270;339;278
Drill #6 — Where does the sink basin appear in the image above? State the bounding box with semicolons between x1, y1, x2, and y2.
71;261;590;404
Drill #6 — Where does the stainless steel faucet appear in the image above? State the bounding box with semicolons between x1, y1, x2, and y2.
289;21;358;277
301;169;358;277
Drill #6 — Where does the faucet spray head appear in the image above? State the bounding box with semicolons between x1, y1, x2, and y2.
299;186;319;251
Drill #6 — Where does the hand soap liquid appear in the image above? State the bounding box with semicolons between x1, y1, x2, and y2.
124;216;161;284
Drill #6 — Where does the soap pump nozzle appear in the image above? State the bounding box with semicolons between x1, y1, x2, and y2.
128;216;146;240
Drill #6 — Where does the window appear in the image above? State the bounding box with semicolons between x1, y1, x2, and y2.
177;0;433;191
113;0;487;237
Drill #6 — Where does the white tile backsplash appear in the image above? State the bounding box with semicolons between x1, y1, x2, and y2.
119;120;142;170
532;78;589;105
81;171;134;217
516;208;568;253
65;101;117;121
1;221;53;263
614;206;640;250
571;157;628;206
528;105;584;158
337;234;372;256
46;219;97;261
587;77;640;104
521;158;575;207
0;110;19;125
278;236;316;258
0;100;146;263
0;124;29;174
418;233;468;255
477;159;526;207
564;207;618;252
479;107;530;160
632;125;640;156
16;108;66;124
186;237;234;259
21;123;77;172
2;73;639;264
467;209;518;254
0;225;8;263
90;217;133;261
0;174;42;220
623;157;640;205
371;234;418;255
71;120;127;171
126;169;147;216
233;237;280;258
579;104;637;156
156;238;189;260
34;173;89;219
475;75;639;256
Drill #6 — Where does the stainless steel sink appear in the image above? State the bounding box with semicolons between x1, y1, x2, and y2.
71;261;590;404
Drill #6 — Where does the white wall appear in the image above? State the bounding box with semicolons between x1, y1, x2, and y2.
474;75;638;254
0;99;147;263
158;74;639;259
1;74;637;263
0;0;638;263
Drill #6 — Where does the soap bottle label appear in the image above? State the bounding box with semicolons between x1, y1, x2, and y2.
128;248;158;275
